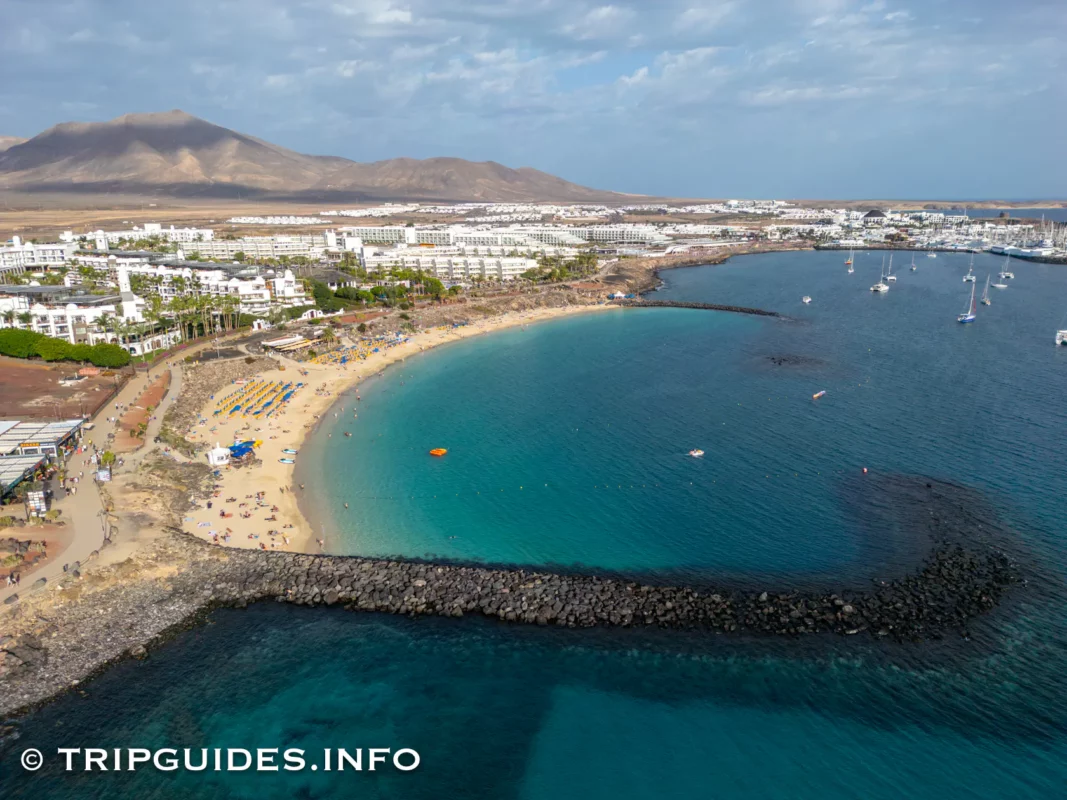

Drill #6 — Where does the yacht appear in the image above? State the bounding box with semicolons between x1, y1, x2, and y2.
844;249;853;266
980;274;991;306
927;252;937;258
963;254;976;282
910;255;918;271
870;257;889;292
885;254;897;282
1057;330;1067;346
958;282;977;323
998;256;1015;280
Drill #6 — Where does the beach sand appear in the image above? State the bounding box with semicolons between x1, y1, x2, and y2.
181;304;612;553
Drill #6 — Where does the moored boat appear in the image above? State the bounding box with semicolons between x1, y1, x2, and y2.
688;449;705;458
802;296;812;304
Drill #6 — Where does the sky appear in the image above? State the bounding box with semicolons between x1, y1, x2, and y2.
2;0;1065;199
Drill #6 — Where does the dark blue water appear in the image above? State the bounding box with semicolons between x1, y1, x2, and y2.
951;207;1067;222
4;251;1067;799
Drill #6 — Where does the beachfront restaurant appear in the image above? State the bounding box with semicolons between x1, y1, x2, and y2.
0;454;48;500
0;419;84;458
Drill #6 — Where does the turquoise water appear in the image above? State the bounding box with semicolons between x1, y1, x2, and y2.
4;250;1067;798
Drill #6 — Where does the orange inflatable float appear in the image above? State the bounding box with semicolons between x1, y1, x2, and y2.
429;448;448;457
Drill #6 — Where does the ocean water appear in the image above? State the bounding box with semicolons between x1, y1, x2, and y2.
4;250;1067;799
956;207;1067;222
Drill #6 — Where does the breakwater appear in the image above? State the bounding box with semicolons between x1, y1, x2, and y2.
612;299;781;317
1;504;1020;714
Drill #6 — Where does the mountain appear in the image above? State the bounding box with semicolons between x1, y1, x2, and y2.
0;110;628;202
0;136;26;153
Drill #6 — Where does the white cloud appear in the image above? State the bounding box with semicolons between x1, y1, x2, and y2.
674;3;735;32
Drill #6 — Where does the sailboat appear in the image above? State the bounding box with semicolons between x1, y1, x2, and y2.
870;256;889;293
958;282;977;323
998;256;1015;280
963;254;976;282
844;248;853;267
885;254;897;282
910;255;917;271
981;274;991;306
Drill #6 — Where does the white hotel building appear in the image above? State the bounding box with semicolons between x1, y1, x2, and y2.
361;247;537;281
111;263;309;316
0;272;181;355
0;237;77;278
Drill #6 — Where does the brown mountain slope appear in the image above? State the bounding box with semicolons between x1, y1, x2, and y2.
0;136;27;153
316;157;626;202
0;110;628;202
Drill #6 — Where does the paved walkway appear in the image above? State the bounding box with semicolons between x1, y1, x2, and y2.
0;342;206;606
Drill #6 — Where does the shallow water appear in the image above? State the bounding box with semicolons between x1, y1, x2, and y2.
4;250;1067;799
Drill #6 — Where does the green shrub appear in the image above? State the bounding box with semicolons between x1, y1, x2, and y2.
0;515;16;528
0;328;130;367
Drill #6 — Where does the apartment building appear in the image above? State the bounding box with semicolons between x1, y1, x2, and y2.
0;237;77;277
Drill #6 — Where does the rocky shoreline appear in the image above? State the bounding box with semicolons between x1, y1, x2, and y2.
1;507;1020;716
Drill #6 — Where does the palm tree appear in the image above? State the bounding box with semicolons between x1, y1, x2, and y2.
320;327;336;346
96;312;113;343
16;311;32;328
2;309;14;328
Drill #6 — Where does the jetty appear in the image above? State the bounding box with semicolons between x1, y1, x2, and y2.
612;299;781;318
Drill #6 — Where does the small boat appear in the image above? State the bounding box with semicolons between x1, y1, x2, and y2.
844;248;853;266
279;458;295;464
1056;330;1067;345
981;273;991;306
910;255;917;271
802;296;812;304
281;448;298;455
812;390;826;400
992;282;1008;289
885;254;897;282
429;448;448;457
688;449;705;458
958;282;977;323
963;254;976;282
927;252;937;258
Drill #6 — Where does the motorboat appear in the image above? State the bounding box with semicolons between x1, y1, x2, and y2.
281;448;298;454
812;390;826;400
802;296;812;304
688;449;705;458
1057;330;1067;345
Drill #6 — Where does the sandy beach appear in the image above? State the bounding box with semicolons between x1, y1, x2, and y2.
181;303;612;554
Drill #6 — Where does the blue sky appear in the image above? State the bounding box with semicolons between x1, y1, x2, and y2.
2;0;1065;198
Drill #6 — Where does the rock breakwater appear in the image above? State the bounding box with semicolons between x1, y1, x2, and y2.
613;299;781;317
1;517;1019;714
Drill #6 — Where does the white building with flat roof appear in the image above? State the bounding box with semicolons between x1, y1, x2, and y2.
0;237;77;277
